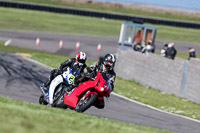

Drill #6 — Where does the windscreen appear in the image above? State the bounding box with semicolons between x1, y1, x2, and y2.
101;72;111;87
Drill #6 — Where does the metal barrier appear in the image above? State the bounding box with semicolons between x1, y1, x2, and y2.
0;0;200;29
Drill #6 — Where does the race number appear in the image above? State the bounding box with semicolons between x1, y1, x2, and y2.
67;74;75;84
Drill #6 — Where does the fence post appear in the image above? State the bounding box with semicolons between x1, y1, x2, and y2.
179;60;189;97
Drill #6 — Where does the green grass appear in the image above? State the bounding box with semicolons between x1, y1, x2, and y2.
0;96;174;133
0;7;200;45
0;7;121;37
1;42;200;121
8;0;200;22
114;78;200;120
176;52;200;60
155;25;200;43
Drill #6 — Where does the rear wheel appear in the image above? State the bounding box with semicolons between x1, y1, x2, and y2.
75;93;97;112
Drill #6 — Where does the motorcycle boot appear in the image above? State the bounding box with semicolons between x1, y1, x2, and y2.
40;83;49;95
41;78;52;92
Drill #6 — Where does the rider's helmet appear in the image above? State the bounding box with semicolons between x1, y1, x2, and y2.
76;51;87;66
103;53;116;70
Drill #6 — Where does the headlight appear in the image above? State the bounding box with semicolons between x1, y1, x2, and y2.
100;87;104;91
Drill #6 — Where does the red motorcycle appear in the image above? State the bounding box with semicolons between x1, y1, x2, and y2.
54;72;112;112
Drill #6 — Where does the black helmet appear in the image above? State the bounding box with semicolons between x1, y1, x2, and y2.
76;52;87;65
103;53;116;70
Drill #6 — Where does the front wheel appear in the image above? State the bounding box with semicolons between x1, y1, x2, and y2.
39;94;48;105
75;93;97;112
54;89;68;109
51;85;68;108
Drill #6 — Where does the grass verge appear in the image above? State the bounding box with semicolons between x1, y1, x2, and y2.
1;42;200;121
8;0;200;22
0;96;173;133
176;52;200;60
0;7;200;44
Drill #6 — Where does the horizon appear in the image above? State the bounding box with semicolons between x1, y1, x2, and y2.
97;0;200;11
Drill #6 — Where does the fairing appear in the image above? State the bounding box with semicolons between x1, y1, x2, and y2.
49;75;63;104
64;78;98;108
64;72;111;108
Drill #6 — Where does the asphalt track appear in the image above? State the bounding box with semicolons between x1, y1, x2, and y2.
0;30;200;61
1;30;200;133
1;51;200;133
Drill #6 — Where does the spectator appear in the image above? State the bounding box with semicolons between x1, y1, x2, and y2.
188;47;196;60
133;30;141;44
141;40;153;54
145;39;154;53
161;44;168;57
133;40;141;52
133;30;141;39
165;42;177;60
141;41;146;53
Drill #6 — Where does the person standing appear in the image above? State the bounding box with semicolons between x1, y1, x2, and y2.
161;44;168;57
165;42;177;60
145;39;154;53
188;47;196;60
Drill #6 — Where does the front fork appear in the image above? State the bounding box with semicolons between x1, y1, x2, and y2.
39;86;50;103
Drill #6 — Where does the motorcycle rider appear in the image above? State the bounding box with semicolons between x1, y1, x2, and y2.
41;51;87;94
84;53;116;109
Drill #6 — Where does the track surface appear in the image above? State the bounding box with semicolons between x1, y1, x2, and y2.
1;51;200;133
0;30;200;60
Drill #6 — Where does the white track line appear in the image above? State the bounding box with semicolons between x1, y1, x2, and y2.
4;39;12;46
19;54;200;124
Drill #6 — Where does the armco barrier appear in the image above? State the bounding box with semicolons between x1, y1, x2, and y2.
0;0;200;29
115;49;200;104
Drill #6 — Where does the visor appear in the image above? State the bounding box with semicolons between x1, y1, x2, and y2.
77;58;86;66
107;61;114;66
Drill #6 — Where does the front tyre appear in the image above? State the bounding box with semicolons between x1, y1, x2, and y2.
51;85;68;108
54;89;68;109
75;93;97;112
39;94;48;105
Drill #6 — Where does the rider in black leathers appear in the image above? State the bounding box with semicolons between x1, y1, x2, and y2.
83;53;116;109
41;52;87;93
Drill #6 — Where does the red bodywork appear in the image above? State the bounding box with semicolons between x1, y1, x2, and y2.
64;72;111;108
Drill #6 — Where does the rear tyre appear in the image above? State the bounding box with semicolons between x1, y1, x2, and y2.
75;93;97;113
